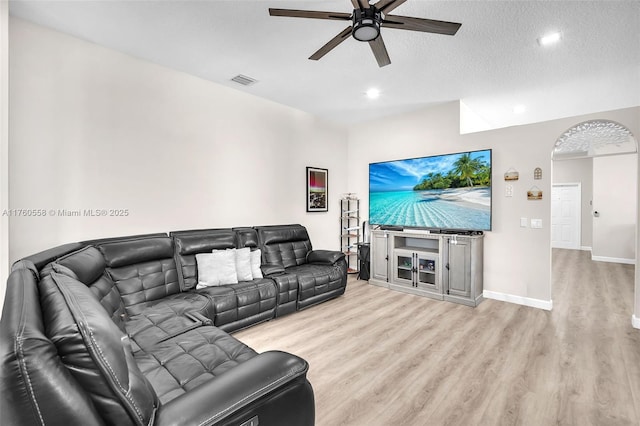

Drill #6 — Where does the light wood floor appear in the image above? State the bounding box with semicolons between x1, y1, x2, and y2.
234;249;640;425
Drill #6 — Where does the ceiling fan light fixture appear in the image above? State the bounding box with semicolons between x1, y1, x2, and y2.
352;7;381;42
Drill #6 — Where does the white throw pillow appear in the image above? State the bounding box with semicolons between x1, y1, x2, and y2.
195;250;238;289
250;249;263;279
235;247;253;281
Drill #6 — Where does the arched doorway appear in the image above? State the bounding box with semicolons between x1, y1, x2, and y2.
551;119;638;324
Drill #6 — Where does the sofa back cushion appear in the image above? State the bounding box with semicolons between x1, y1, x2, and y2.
98;236;180;316
257;225;313;269
172;229;237;290
0;264;104;426
50;246;127;331
38;272;158;426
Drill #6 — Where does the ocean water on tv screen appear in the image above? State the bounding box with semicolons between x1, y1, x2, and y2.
369;188;491;231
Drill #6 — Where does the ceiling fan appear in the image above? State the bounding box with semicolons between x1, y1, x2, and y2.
268;0;461;67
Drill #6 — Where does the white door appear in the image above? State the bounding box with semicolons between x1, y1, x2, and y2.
551;183;581;249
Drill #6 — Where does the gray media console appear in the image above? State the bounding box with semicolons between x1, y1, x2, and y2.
369;230;484;307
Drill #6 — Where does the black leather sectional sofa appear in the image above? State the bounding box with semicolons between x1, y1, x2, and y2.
0;224;347;426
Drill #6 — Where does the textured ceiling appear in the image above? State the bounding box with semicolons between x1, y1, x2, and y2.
8;0;640;130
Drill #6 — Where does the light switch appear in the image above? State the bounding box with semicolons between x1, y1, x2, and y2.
531;219;543;229
520;217;528;227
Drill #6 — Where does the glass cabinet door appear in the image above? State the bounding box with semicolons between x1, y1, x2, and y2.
393;250;440;291
416;254;438;289
396;254;413;282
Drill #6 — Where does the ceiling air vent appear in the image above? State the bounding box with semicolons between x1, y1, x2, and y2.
231;74;258;86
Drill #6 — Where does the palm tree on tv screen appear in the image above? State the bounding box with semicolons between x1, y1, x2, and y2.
453;153;482;187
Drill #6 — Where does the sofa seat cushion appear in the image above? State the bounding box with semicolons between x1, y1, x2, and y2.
125;292;214;350
135;326;257;404
286;264;345;301
195;279;277;330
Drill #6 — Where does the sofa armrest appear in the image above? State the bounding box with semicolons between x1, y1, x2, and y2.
261;264;285;276
155;351;312;426
307;250;345;265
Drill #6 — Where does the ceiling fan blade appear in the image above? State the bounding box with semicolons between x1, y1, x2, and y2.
374;0;407;15
350;0;361;8
309;27;353;61
357;0;370;9
269;8;352;21
369;36;391;67
382;14;461;35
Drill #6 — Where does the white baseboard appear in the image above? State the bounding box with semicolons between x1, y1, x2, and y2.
483;290;553;311
581;246;592;252
591;255;636;265
632;315;640;329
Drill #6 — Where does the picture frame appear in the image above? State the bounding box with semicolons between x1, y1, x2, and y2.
527;187;543;200
504;168;519;181
306;167;328;212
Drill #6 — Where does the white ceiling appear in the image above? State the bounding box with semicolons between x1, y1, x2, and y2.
8;0;640;130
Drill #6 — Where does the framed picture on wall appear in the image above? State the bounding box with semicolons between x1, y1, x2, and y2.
306;167;328;212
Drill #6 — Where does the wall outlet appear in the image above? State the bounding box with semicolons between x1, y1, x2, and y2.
505;184;514;197
531;219;543;229
520;217;528;227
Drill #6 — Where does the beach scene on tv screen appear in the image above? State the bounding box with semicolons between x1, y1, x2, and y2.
369;150;491;231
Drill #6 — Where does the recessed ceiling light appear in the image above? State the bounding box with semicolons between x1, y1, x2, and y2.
366;88;381;99
537;31;562;46
513;105;526;114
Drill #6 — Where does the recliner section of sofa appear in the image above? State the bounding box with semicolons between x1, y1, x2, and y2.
1;223;342;426
257;224;348;310
171;228;278;332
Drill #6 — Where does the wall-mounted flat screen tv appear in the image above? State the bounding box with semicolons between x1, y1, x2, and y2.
369;149;492;232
